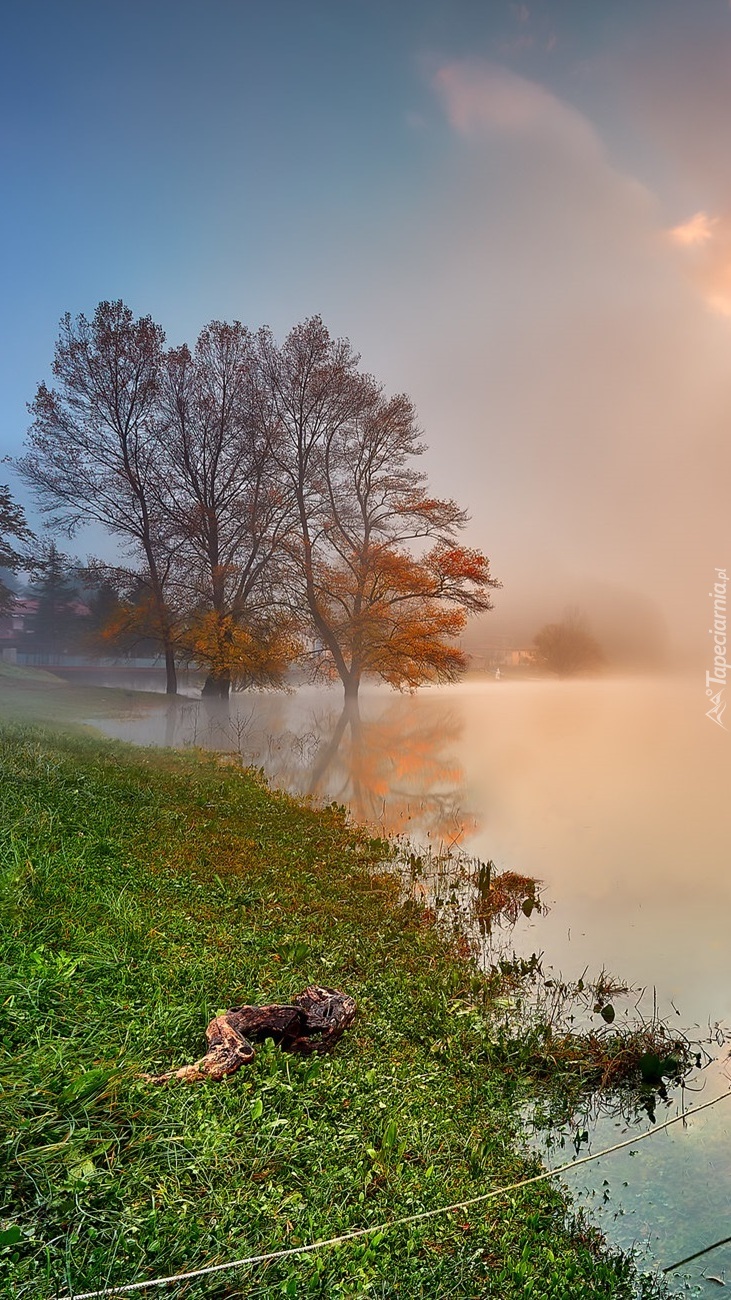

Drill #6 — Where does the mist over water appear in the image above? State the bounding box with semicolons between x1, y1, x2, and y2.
93;672;731;1028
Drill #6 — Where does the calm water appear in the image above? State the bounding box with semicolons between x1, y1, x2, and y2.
93;674;731;1294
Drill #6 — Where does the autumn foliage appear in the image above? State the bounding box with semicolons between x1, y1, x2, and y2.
21;304;500;697
185;610;299;690
265;316;500;697
312;543;490;690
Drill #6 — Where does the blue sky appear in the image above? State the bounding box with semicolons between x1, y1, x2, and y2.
3;1;731;656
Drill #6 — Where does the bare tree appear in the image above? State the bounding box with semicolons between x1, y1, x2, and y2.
158;321;295;697
19;301;181;692
259;316;500;700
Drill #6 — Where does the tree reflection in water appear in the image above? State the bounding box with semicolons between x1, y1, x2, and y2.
281;696;474;848
305;698;474;845
170;691;475;847
115;690;548;966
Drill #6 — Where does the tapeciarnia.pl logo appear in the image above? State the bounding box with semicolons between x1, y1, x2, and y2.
706;567;728;729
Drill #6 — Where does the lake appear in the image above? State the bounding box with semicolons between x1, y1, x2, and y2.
92;673;731;1294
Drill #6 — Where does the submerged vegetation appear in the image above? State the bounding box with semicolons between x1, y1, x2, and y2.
0;718;674;1298
397;851;699;1129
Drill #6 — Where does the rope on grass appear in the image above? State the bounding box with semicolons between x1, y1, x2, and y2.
66;1089;731;1300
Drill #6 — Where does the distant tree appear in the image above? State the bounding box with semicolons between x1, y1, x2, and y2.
259;316;500;700
84;578;125;643
27;542;81;654
0;485;33;615
158;322;295;697
79;571;139;656
19;301;180;692
533;610;604;677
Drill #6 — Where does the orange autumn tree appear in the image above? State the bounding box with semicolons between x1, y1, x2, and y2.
157;322;295;698
312;541;493;690
90;568;185;662
186;608;300;690
260;316;500;699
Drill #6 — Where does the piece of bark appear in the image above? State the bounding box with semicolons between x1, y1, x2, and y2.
143;986;356;1084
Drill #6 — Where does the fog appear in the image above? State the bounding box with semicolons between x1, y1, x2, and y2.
12;52;731;671
86;674;729;1027
312;56;731;670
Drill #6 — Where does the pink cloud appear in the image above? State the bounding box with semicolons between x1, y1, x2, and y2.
668;211;718;246
668;212;731;315
433;59;599;157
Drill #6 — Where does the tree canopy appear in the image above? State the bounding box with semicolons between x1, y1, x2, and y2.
20;302;180;691
533;610;604;677
260;315;500;698
20;303;500;697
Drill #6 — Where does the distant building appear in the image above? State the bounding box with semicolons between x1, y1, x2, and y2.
468;637;537;670
0;596;91;663
0;597;38;644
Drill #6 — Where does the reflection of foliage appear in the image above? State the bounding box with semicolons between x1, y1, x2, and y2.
303;698;473;844
194;693;474;847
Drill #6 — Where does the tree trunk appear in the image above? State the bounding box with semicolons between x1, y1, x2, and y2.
164;643;178;695
202;673;231;699
343;673;360;703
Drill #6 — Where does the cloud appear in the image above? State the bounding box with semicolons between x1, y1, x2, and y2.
669;211;717;246
669;211;731;314
433;59;600;159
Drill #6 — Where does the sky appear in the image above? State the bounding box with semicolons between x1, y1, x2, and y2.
2;0;731;665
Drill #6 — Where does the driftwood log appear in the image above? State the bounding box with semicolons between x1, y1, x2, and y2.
143;986;356;1084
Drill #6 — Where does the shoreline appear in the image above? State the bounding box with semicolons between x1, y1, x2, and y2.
0;697;669;1298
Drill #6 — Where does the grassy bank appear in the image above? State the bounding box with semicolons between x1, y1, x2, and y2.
0;662;169;732
0;718;663;1298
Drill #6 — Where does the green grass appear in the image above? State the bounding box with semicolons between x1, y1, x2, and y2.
0;723;666;1299
0;662;67;684
0;665;167;731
